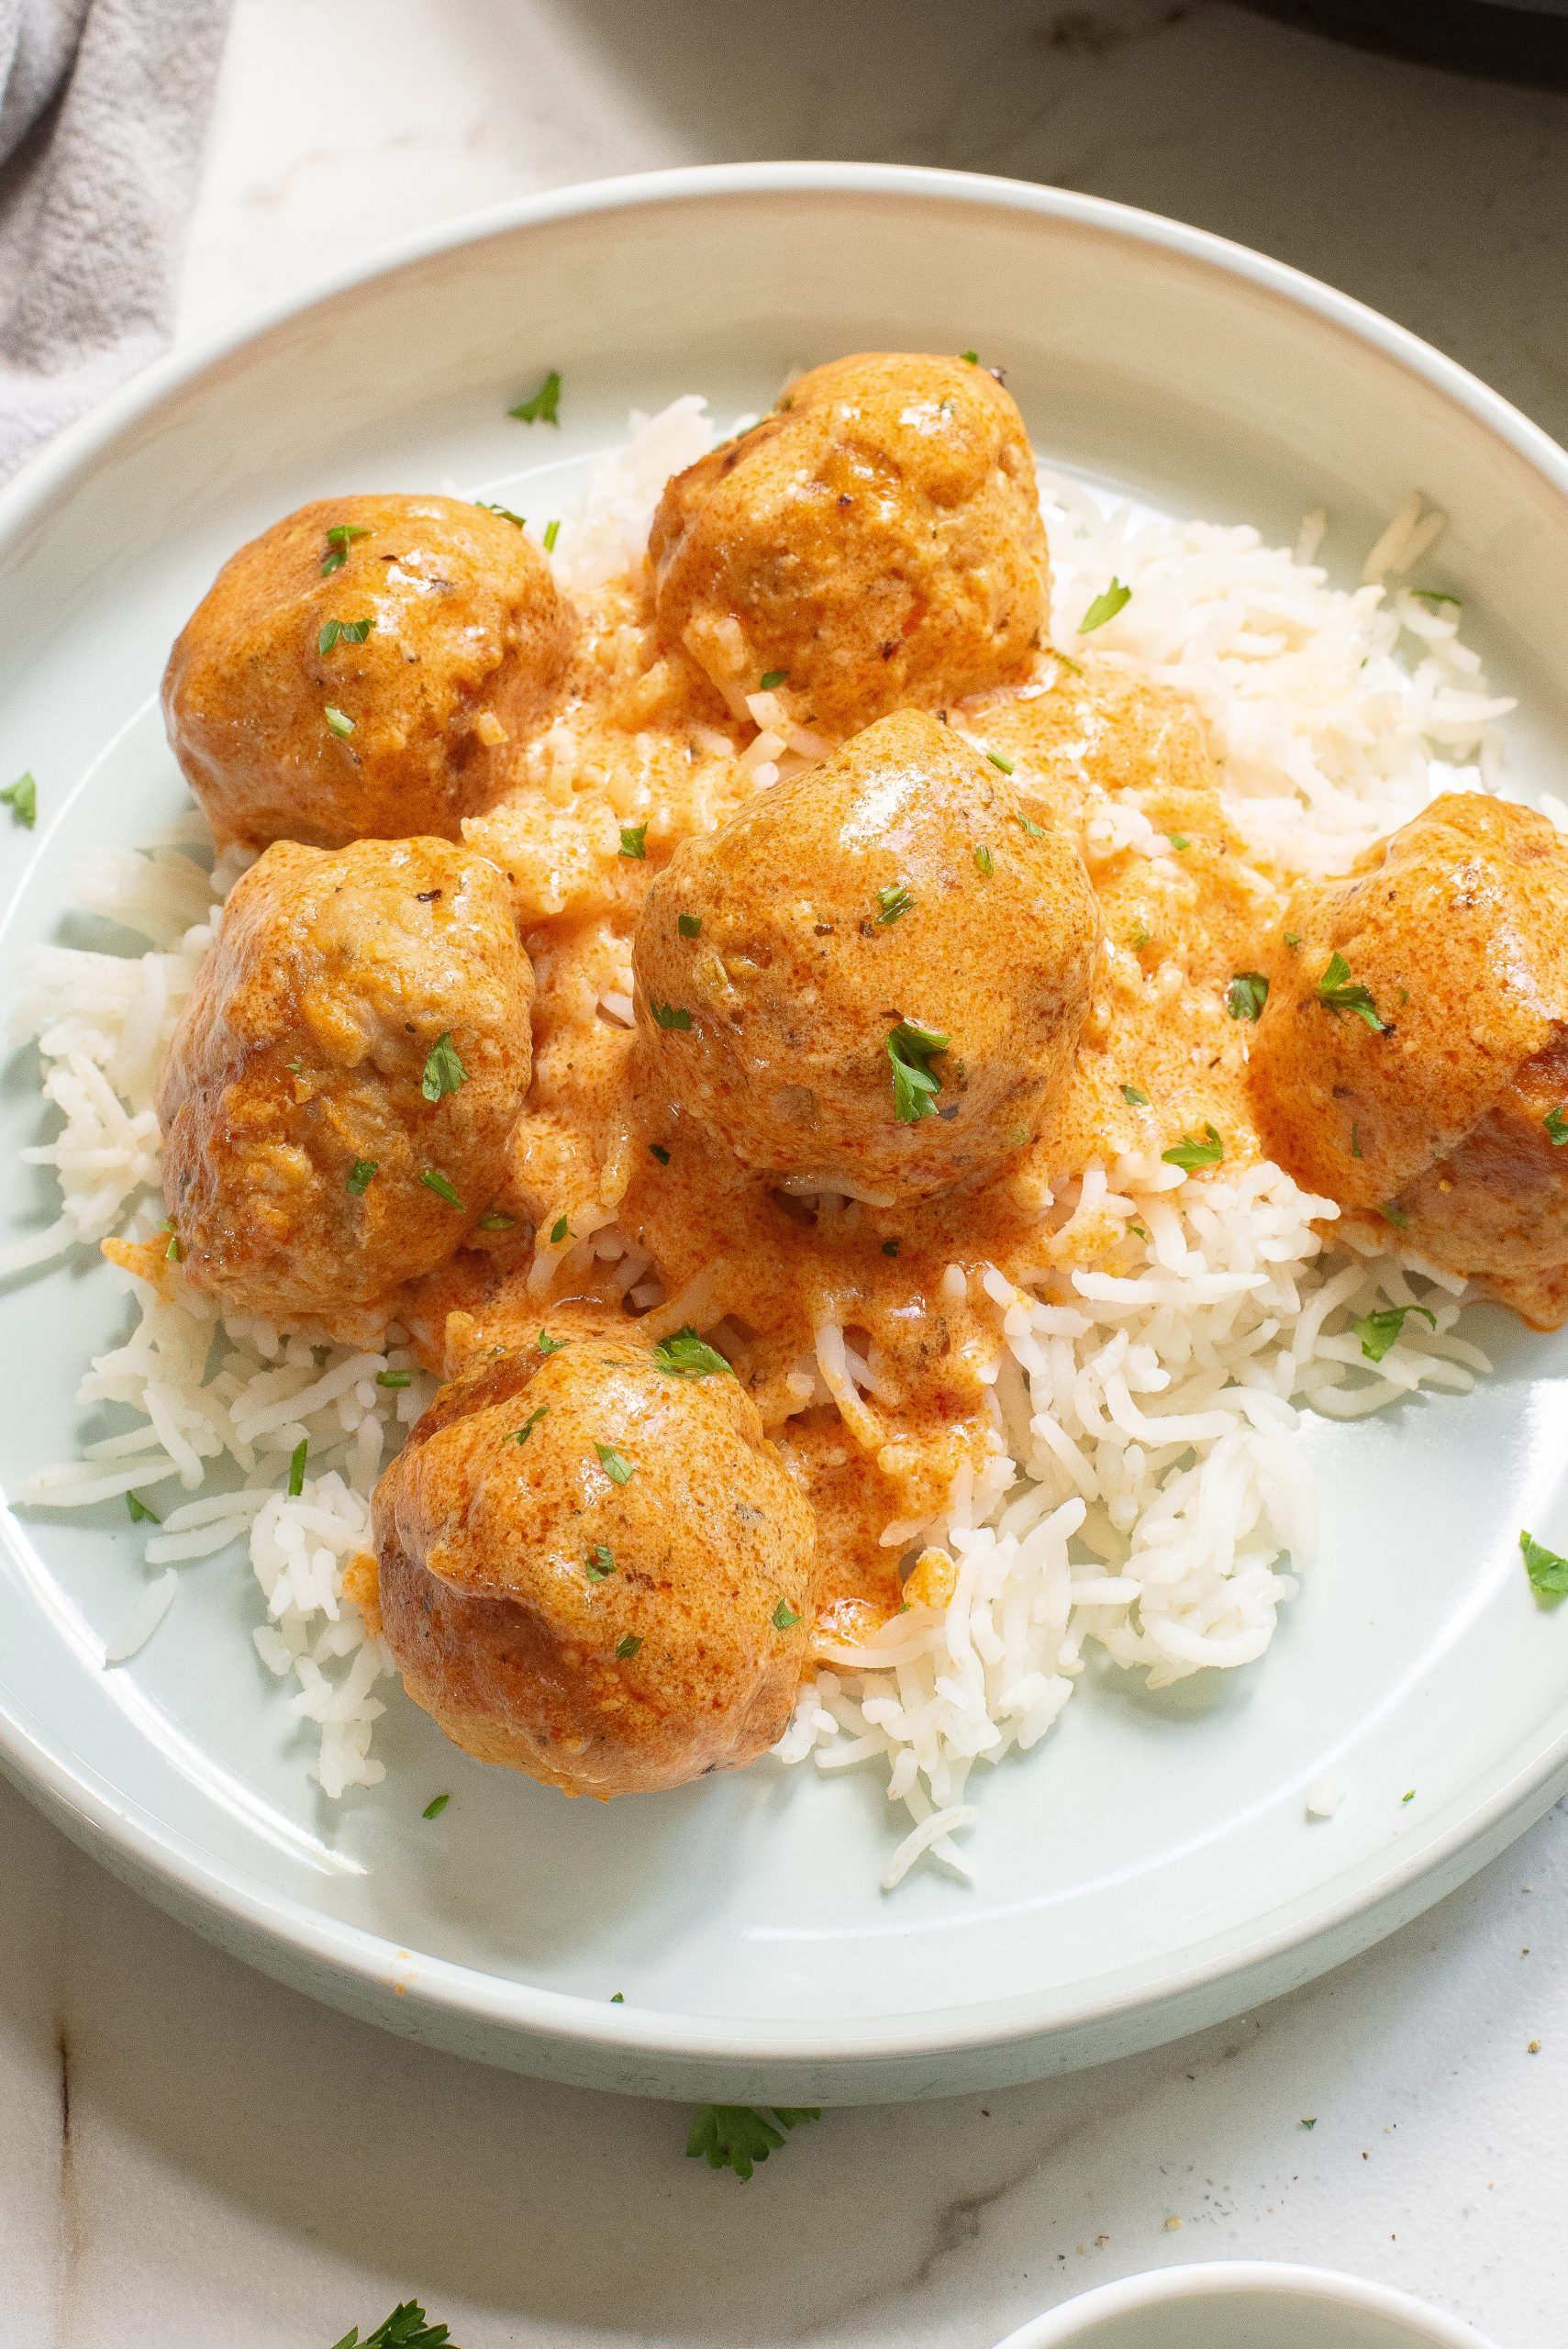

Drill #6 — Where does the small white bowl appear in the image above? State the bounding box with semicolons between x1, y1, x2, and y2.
994;2263;1498;2349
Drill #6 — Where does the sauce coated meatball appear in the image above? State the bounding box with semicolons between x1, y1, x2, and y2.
372;1322;816;1796
160;837;532;1337
163;495;574;851
650;352;1048;736
1249;793;1568;1327
633;708;1099;1199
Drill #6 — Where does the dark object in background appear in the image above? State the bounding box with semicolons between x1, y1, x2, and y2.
1241;0;1568;87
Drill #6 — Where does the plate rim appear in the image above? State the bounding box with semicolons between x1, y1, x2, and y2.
4;157;1568;2086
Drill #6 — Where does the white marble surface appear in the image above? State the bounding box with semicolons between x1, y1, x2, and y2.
6;4;1568;2343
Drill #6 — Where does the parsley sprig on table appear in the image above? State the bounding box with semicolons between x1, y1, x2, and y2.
329;2300;455;2349
685;2102;820;2180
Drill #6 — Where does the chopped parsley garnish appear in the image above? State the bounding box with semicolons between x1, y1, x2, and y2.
422;1794;450;1820
651;1000;693;1030
651;1326;732;1377
420;1030;467;1101
1378;1200;1409;1230
285;1056;303;1074
1128;919;1151;951
1013;809;1045;839
1520;1529;1568;1599
550;1214;570;1244
882;1238;900;1257
538;1330;567;1353
476;1208;517;1230
342;1156;380;1197
1121;1084;1149;1107
1169;834;1190;852
886;1019;949;1124
686;2103;819;2180
1402;1789;1416;1804
677;912;703;937
543;519;561;552
508;1406;548;1444
419;1167;463;1208
1545;1105;1568;1146
1079;578;1131;632
2;771;37;828
1351;1121;1363;1158
288;1439;308;1497
328;2299;453;2349
985;750;1015;774
619;821;648;859
1411;588;1461;607
1299;2118;1318;2131
595;1442;635;1486
477;501;526;527
1162;1124;1224;1173
376;1367;413;1388
615;1632;643;1660
610;1991;625;2003
1226;972;1269;1021
649;1142;671;1164
974;844;995;878
875;883;914;925
508;369;562;425
1317;951;1385;1030
1284;930;1302;949
585;1546;615;1580
1352;1303;1435;1362
961;350;979;364
318;617;373;654
760;668;789;691
165;1229;183;1263
772;1598;802;1631
319;523;370;576
125;1492;161;1525
324;705;355;738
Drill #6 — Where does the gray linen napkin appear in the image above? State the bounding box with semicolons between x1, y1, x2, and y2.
0;0;231;484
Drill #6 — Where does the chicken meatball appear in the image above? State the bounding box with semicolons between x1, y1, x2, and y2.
163;495;574;851
1249;793;1568;1327
372;1321;816;1796
160;837;532;1338
634;708;1099;1199
650;352;1048;736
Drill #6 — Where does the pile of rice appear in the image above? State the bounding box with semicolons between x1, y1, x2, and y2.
4;401;1512;1876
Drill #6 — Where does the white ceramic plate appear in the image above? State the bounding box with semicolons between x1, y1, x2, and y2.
3;164;1568;2107
992;2262;1497;2348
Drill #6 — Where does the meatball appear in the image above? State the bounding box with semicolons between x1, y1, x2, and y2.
633;708;1099;1199
163;495;574;851
1248;793;1568;1327
650;352;1048;737
160;837;532;1338
372;1322;816;1796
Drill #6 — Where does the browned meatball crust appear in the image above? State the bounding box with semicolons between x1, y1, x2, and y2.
650;352;1048;736
373;1323;816;1796
633;708;1100;1200
160;837;532;1337
163;495;574;851
1248;792;1568;1326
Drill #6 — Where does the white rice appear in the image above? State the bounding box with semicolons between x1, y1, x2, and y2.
2;400;1511;1865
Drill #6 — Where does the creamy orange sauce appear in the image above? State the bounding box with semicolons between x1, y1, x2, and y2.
418;581;1283;1631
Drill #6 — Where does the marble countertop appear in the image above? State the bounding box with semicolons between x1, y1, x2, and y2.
7;4;1568;2343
